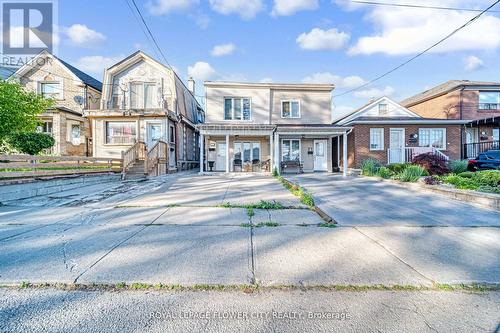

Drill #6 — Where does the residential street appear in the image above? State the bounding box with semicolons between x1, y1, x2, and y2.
1;172;499;332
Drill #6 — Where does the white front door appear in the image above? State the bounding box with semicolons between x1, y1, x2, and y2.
146;122;162;148
389;129;405;164
313;140;328;171
216;142;226;171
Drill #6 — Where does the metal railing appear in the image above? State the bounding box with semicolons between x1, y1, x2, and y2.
463;140;500;159
387;147;449;164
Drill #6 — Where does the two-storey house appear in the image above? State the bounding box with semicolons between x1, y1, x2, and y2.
198;81;351;175
402;80;500;158
85;51;204;172
11;50;102;156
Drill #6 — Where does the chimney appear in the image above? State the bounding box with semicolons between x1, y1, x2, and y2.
188;77;195;95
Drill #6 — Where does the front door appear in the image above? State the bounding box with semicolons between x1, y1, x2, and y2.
389;129;404;164
313;140;328;171
216;142;226;171
146;122;162;148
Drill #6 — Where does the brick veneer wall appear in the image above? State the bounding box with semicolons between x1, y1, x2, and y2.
348;124;462;167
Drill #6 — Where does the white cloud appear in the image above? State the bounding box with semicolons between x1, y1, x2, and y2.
193;12;210;29
271;0;318;16
211;43;236;57
346;1;500;55
74;55;123;75
302;72;366;88
464;55;484;71
209;0;263;19
65;24;105;47
353;86;395;99
147;0;199;15
260;77;273;83
187;61;217;82
296;28;350;50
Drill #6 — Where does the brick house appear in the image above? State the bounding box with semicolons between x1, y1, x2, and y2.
11;50;102;156
333;97;466;168
401;80;500;158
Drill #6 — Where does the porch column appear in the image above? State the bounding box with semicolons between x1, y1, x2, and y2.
274;133;280;173
269;133;274;172
225;134;230;173
342;132;348;177
337;136;340;170
199;134;204;173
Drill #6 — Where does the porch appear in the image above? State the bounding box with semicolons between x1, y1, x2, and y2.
387;147;449;164
463;116;500;159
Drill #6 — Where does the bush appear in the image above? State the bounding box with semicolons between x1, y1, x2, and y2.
8;132;54;155
449;160;468;174
398;165;426;182
412;153;450;175
442;174;479;190
377;166;392;179
386;163;410;174
360;158;381;176
473;170;500;187
458;171;475;178
422;176;440;185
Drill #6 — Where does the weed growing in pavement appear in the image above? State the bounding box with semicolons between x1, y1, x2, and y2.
318;223;337;228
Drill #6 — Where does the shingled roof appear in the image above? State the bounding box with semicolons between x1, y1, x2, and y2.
401;80;500;107
56;57;102;91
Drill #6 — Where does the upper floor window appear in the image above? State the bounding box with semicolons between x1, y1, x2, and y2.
224;97;251;120
419;128;446;149
378;103;388;116
281;100;300;118
479;91;500;110
40;82;61;99
130;82;156;109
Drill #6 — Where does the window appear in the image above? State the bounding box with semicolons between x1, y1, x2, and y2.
419;128;446;149
224;97;251;120
479;92;500;110
37;121;53;134
370;128;384;150
105;122;136;144
169;124;175;143
493;128;499;141
281;100;300;118
70;124;81;145
282;139;300;161
130;82;156;109
234;142;260;162
40;82;61;99
111;94;120;109
378;103;388;116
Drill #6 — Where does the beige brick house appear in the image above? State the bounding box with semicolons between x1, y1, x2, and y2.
401;80;500;158
12;50;102;156
334;97;466;168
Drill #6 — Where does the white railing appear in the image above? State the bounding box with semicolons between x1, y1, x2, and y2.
387;147;449;164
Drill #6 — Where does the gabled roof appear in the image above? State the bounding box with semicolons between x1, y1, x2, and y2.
401;80;500;107
333;96;419;125
0;66;13;80
56;57;102;91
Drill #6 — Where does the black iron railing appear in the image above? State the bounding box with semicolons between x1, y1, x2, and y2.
463;140;500;159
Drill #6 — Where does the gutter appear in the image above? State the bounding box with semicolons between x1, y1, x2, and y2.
344;120;468;125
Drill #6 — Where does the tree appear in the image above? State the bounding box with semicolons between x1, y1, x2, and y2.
8;132;55;155
0;80;53;142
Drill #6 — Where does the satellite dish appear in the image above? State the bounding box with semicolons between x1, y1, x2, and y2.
74;95;84;105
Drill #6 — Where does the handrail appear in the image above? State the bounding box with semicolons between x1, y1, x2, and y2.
463;140;500;159
145;140;168;176
121;141;145;176
387;147;449;164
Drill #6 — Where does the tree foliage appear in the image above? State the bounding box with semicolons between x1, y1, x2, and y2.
8;132;55;155
0;80;53;142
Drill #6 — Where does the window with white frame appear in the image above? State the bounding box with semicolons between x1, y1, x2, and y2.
105;121;137;144
369;128;384;151
40;82;61;99
419;128;446;149
69;124;81;145
479;91;500;110
224;97;251;120
281;100;300;118
378;103;388;116
37;121;53;134
493;128;499;141
130;82;156;109
282;139;300;161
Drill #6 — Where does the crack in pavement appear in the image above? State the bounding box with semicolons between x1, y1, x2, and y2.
352;226;436;286
72;207;171;283
248;211;256;285
220;174;234;204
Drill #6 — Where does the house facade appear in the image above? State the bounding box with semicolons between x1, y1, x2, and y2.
334;97;466;168
401;80;500;158
84;51;204;172
11;50;102;156
198;81;351;175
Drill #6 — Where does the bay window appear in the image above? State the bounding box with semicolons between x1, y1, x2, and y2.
105;121;137;144
224;97;251;120
419;128;446;149
282;139;300;161
369;128;384;150
281;100;300;118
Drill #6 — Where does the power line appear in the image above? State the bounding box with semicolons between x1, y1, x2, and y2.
334;0;500;98
349;0;500;13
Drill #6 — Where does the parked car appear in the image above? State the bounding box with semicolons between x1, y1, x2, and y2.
467;150;500;171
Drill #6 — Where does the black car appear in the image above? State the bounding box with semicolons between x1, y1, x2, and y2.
468;150;500;171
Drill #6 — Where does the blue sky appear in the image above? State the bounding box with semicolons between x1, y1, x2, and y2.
54;0;500;116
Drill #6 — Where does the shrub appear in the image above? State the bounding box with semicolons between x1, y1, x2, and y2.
411;153;450;175
473;170;500;187
360;158;381;176
386;163;410;174
422;176;440;185
398;165;426;182
442;174;479;190
458;171;474;178
8;132;55;155
449;160;468;174
377;166;392;179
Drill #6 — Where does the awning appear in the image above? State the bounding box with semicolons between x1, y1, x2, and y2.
196;124;276;136
466;116;500;127
276;125;352;136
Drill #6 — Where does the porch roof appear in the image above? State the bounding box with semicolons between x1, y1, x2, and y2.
467;116;500;127
276;124;352;136
196;123;276;136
